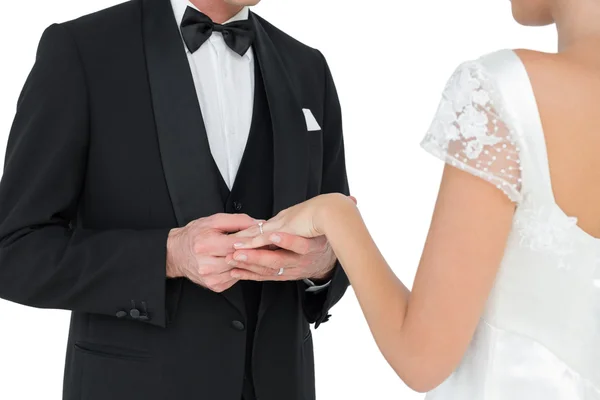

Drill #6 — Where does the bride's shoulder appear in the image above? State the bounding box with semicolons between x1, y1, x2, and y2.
442;49;563;97
440;50;521;88
480;49;565;83
511;49;563;65
436;50;518;99
450;49;557;76
511;49;565;75
510;49;593;94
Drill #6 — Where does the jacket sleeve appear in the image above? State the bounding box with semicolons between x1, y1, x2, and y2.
302;51;351;328
0;24;171;328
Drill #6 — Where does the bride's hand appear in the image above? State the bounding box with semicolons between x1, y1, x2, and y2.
233;193;355;249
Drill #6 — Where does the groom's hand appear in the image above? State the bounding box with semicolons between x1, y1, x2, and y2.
166;213;257;292
227;234;337;282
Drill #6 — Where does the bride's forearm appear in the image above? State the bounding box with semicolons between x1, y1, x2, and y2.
320;196;411;373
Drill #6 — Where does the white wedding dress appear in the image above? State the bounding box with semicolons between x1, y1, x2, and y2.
420;49;600;399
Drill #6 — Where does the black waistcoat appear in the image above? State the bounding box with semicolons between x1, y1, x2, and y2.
217;62;273;400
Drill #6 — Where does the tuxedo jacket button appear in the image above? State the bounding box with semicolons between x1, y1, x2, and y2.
231;320;245;331
233;201;243;211
116;310;128;319
130;309;141;319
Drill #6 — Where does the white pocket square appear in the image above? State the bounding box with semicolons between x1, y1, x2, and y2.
302;108;321;131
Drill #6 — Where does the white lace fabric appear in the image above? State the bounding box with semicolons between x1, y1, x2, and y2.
422;61;523;202
420;50;600;400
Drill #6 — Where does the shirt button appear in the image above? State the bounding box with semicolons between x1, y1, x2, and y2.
130;309;141;319
116;310;128;319
233;202;243;211
231;320;245;331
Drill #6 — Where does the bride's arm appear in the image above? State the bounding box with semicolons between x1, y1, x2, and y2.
320;166;514;392
231;59;521;392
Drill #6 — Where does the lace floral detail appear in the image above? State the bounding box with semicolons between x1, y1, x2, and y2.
422;61;523;202
515;195;579;269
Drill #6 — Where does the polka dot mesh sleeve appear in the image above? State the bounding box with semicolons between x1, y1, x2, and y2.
421;61;522;202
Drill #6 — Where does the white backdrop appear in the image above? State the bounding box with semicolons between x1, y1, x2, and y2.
0;1;555;399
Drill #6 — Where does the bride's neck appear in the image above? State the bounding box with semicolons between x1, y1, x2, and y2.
555;3;600;53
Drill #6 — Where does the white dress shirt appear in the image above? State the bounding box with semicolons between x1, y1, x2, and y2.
170;0;330;291
171;0;254;190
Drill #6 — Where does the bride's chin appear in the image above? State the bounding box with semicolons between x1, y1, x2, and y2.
223;0;261;6
510;0;555;27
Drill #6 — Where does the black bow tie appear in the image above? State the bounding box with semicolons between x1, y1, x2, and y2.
180;7;255;56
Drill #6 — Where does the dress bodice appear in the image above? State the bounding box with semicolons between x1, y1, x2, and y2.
421;50;600;399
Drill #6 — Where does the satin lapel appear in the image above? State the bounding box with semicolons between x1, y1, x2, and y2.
250;14;310;327
142;0;245;318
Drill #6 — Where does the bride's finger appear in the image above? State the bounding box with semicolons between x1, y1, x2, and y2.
260;232;319;255
231;219;268;238
232;226;259;238
233;232;273;250
232;217;284;238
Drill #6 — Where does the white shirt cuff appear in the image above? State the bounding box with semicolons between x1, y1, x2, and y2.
303;278;331;293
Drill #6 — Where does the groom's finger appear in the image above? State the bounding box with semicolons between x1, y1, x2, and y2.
231;269;273;281
232;263;301;280
233;233;273;250
229;263;280;277
262;233;317;255
207;214;259;232
230;268;291;282
229;249;298;270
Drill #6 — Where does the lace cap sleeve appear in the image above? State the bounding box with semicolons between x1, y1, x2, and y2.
421;61;523;202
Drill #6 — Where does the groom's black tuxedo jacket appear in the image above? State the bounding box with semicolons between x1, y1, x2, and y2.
0;0;350;399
